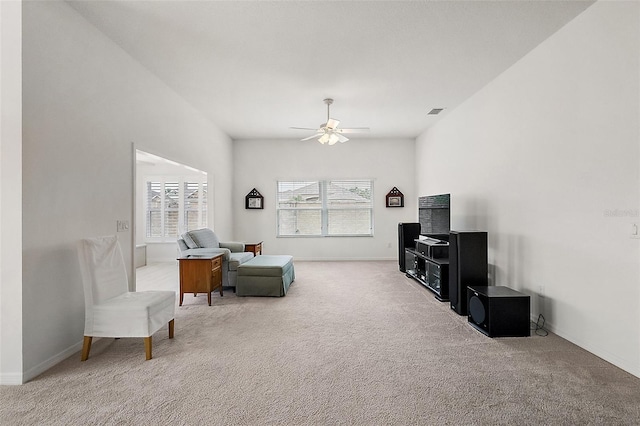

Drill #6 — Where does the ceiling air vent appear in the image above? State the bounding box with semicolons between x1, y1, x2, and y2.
428;108;444;115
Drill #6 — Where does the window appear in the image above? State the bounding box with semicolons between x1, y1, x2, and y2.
145;178;207;241
277;180;373;237
184;181;207;231
146;182;162;238
164;181;179;237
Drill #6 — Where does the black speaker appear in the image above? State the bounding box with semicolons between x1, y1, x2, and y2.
398;223;420;272
467;286;530;337
449;231;488;315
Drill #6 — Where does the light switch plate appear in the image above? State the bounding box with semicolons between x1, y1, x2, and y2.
117;220;130;232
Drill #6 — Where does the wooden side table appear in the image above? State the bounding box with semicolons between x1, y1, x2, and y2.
245;241;263;256
177;254;223;306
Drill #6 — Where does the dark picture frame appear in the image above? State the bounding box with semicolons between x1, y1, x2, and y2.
245;188;264;210
385;187;404;208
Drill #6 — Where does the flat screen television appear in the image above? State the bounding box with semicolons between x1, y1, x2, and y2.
419;193;450;241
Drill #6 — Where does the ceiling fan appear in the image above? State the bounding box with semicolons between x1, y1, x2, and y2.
290;98;369;145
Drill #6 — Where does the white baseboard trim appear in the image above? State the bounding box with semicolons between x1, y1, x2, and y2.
293;257;396;262
147;257;177;263
22;340;84;383
145;257;396;263
0;372;24;385
549;324;640;379
528;315;640;379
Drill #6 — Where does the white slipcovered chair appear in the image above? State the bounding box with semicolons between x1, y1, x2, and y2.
77;235;176;361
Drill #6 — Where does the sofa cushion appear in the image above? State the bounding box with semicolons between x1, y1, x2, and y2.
181;247;231;261
237;255;294;277
181;232;198;249
188;228;219;248
177;239;190;252
228;251;254;271
220;241;245;253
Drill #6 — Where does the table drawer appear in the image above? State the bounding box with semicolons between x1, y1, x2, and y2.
211;256;222;270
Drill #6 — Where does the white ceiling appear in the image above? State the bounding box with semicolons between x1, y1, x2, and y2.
67;0;594;140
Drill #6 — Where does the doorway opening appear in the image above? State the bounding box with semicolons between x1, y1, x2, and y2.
135;149;208;291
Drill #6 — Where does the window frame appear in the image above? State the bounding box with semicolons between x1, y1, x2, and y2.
276;179;374;238
144;176;208;243
184;180;207;232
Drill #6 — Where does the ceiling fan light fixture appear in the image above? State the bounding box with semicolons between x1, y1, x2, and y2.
318;133;330;144
326;118;340;130
293;98;370;145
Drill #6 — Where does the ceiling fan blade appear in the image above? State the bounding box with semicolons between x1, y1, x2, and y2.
300;133;323;141
290;126;320;131
337;127;370;134
292;99;370;143
325;118;340;130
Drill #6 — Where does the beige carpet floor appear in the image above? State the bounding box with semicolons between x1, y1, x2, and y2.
1;260;640;425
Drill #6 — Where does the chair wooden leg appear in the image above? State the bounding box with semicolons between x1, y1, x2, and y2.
168;319;175;339
81;336;92;361
144;336;152;360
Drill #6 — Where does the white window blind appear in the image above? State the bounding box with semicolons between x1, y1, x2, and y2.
145;178;208;241
201;182;208;229
326;180;373;236
277;180;373;237
164;181;179;237
147;181;162;238
184;181;208;231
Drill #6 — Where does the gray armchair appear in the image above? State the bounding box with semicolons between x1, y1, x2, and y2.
177;228;254;290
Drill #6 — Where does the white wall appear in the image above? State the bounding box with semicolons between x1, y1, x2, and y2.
0;0;24;385
18;1;233;382
233;138;416;260
416;1;640;376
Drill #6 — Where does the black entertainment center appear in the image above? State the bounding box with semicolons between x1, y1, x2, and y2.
404;237;450;300
399;193;530;337
398;194;530;337
402;194;453;301
397;222;420;273
399;195;488;307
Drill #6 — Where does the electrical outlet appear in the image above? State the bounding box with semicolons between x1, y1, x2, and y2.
117;220;129;232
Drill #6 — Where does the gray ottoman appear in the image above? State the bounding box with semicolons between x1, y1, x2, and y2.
236;255;295;297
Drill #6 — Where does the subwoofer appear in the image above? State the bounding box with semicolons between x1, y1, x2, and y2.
467;286;530;337
398;223;420;272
